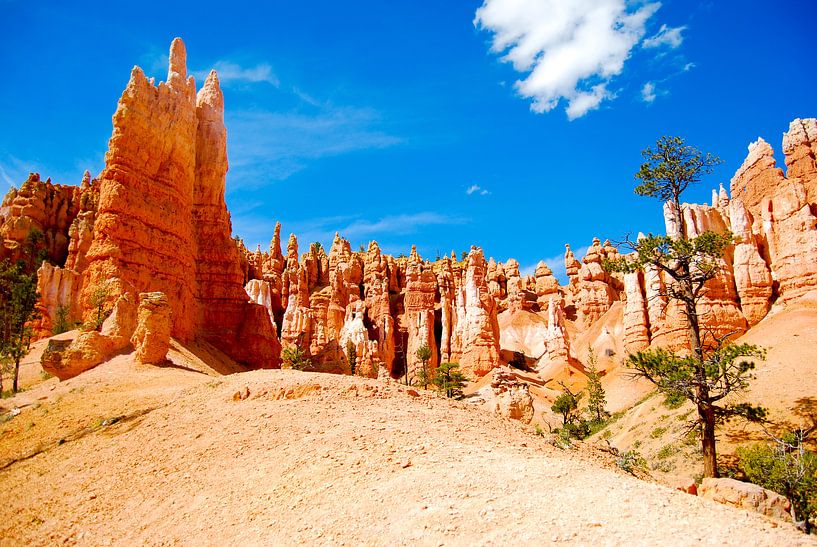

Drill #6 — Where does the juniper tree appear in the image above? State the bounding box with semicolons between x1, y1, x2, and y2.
604;136;765;478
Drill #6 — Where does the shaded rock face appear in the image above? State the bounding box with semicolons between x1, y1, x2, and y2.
0;173;94;268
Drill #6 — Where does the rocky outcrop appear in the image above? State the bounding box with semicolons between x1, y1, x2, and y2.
0;173;90;268
782;118;817;203
41;331;111;380
698;478;792;523
435;255;461;365
75;38;279;369
403;248;438;381
363;241;395;372
82;39;199;340
731;133;817;305
729;198;773;326
458;248;501;378
568;239;620;329
622;270;649;352
40;293;137;380
534;261;560;306
472;367;534;424
131;292;172;365
101;293;138;350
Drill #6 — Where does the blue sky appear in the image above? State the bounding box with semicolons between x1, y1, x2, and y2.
1;1;814;281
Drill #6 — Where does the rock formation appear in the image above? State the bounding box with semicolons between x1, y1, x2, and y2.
622;270;649;352
13;39;817;390
402;248;439;381
567;239;620;329
75;38;279;369
731;129;817;305
41;293;137;380
0;173;87;267
698;478;792;523
131;292;172;365
458;248;501;378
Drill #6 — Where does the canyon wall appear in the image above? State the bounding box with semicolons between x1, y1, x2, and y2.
4;38;816;383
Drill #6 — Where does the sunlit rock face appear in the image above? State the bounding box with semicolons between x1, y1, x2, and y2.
76;38;279;367
15;38;817;382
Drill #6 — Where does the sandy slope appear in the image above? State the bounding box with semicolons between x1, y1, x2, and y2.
598;295;817;480
0;355;811;545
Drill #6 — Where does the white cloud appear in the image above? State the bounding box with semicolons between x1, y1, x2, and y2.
565;84;610;120
339;212;466;239
466;184;491;195
643;24;686;49
475;0;665;119
226;105;401;187
0;163;15;188
641;82;656;103
193;61;279;87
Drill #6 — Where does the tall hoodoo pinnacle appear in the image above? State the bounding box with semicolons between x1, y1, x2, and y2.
197;70;224;112
167;37;188;87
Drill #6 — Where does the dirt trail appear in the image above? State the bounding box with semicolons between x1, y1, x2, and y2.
0;357;812;545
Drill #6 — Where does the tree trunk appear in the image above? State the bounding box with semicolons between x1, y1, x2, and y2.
13;359;19;393
699;402;718;477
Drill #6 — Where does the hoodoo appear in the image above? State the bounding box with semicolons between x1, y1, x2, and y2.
2;39;816;388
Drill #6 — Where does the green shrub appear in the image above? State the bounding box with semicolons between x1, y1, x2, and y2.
663;392;685;409
281;346;311;371
656;443;678;460
738;438;817;533
617;450;646;474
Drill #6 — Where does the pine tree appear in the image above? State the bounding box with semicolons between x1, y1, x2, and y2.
433;362;467;398
0;260;39;393
346;340;357;376
604;136;765;478
281;345;311;371
415;344;432;389
585;348;607;423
